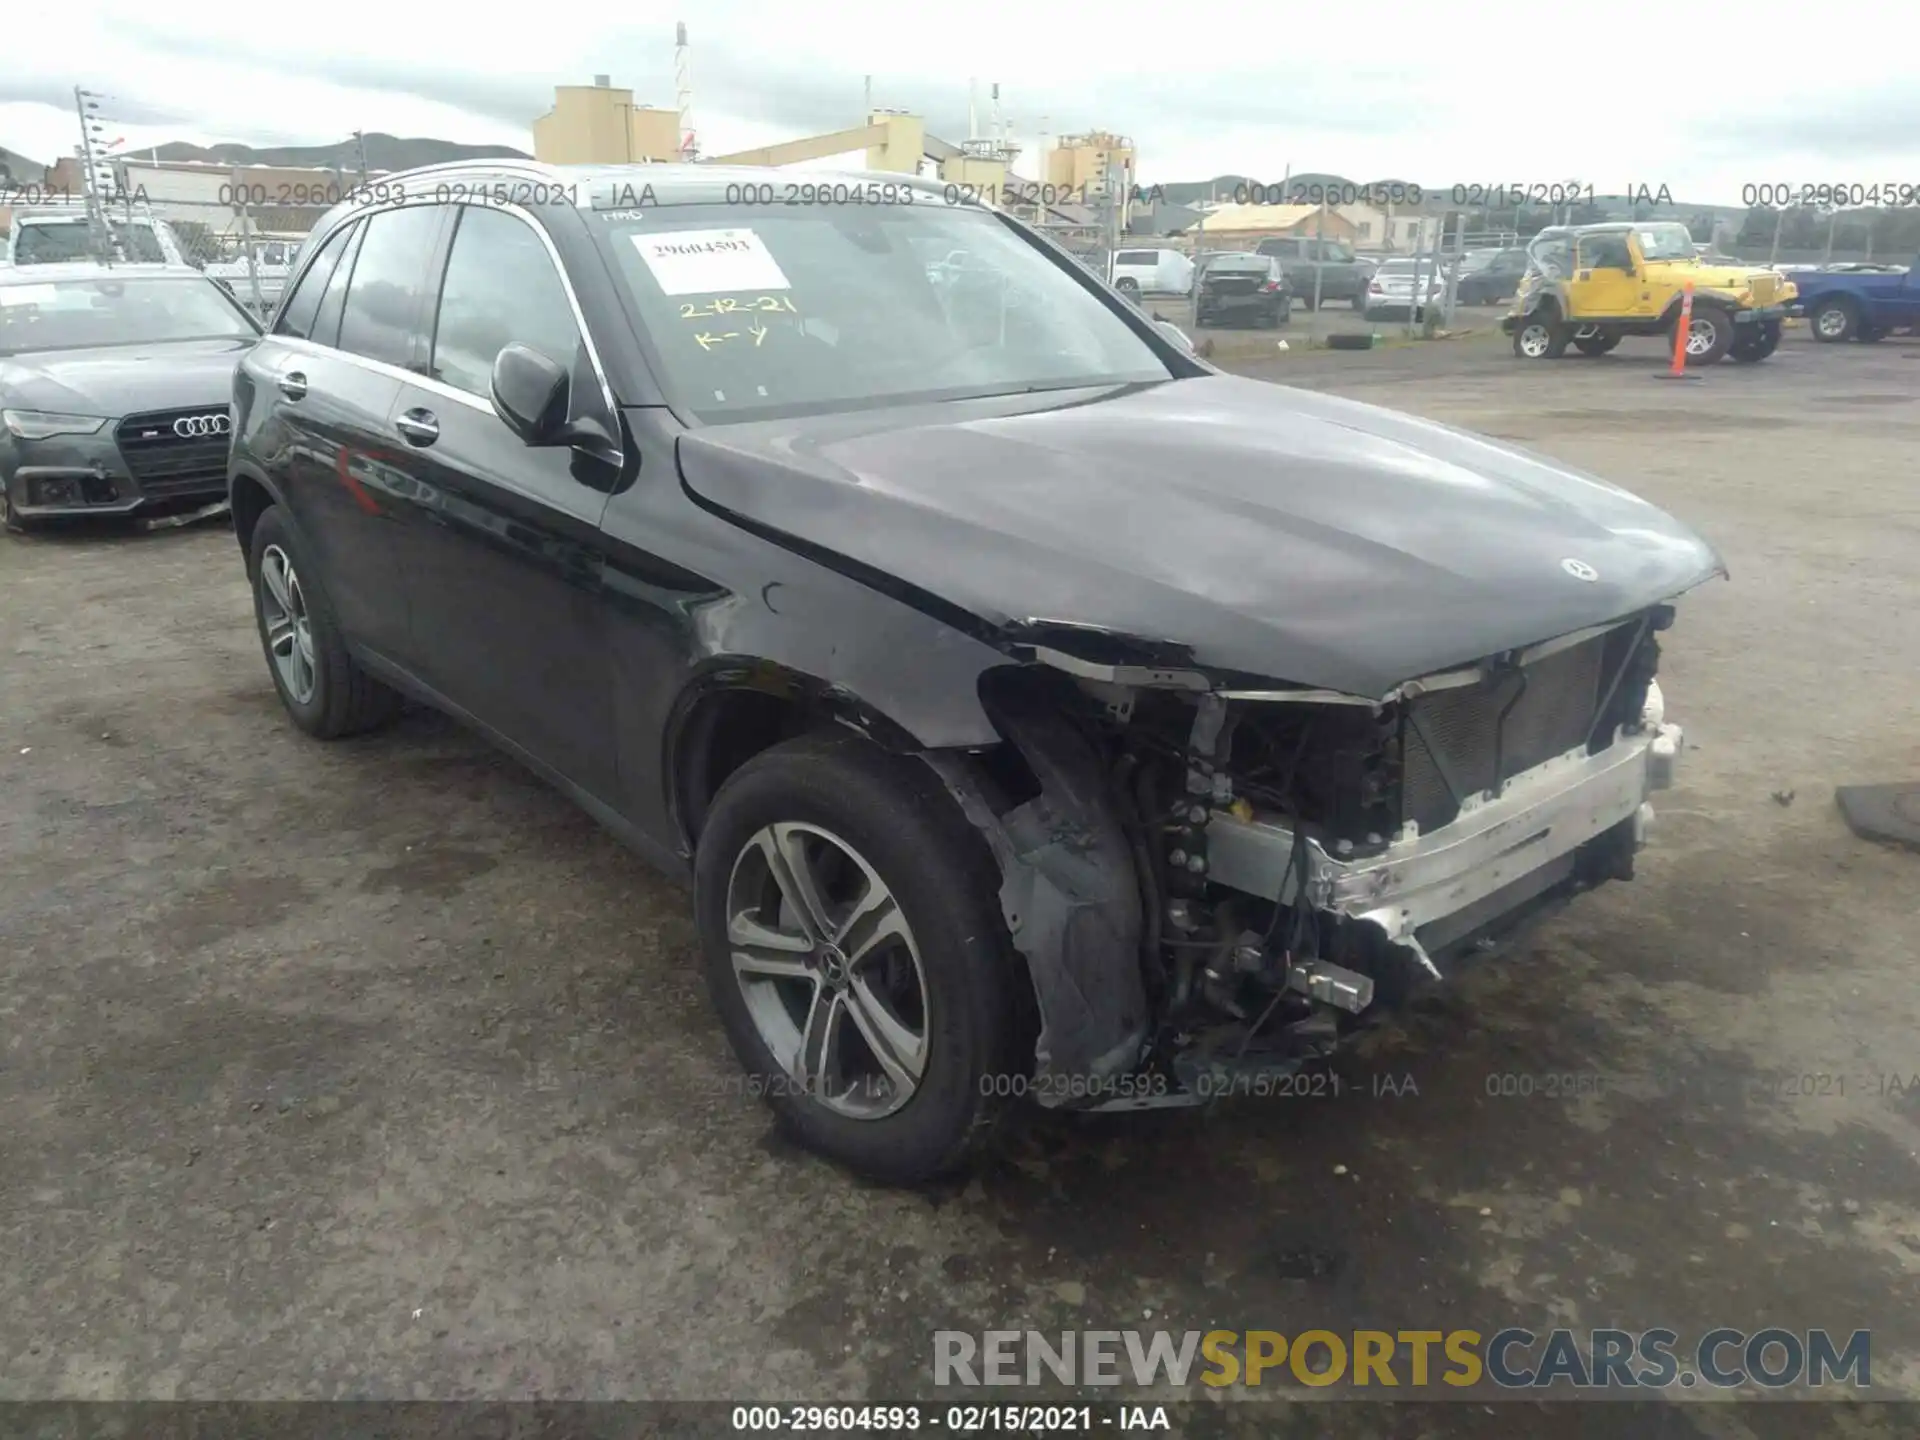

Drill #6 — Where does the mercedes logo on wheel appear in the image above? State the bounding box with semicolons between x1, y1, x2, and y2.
172;413;232;439
1561;557;1599;582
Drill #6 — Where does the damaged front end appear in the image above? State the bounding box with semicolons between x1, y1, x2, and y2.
927;610;1686;1110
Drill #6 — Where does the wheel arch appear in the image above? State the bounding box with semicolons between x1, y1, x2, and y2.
228;464;281;560
665;659;966;852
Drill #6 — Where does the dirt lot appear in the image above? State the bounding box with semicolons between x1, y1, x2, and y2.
4;327;1918;1431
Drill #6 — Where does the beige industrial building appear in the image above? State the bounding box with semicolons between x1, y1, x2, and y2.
1044;132;1135;197
1185;203;1361;246
533;78;682;164
527;77;1135;249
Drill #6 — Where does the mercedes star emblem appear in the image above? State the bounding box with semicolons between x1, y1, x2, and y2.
1561;558;1599;582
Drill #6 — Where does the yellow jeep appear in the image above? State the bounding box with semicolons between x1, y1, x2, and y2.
1502;221;1797;364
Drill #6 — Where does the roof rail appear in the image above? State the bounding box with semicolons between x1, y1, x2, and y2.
387;156;566;182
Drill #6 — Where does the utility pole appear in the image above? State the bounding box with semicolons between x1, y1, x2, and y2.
353;129;369;186
74;86;115;263
675;22;697;160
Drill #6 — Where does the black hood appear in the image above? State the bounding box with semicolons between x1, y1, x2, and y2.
0;338;250;418
676;374;1725;699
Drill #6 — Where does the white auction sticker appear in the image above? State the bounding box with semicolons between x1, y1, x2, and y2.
630;228;790;296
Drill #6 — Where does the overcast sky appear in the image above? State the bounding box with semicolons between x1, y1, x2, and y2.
3;0;1916;203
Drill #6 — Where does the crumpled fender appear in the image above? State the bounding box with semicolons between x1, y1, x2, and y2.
923;693;1147;1103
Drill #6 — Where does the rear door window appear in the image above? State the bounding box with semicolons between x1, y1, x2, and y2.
308;220;366;348
274;223;356;339
337;205;444;368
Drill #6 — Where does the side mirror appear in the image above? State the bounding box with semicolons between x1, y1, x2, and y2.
1154;319;1194;353
491;343;571;446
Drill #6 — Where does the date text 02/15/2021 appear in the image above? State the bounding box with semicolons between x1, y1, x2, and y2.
729;1405;1170;1432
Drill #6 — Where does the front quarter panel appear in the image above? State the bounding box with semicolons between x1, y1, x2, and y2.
600;408;1013;858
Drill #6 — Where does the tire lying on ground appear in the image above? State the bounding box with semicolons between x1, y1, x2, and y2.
1730;320;1783;362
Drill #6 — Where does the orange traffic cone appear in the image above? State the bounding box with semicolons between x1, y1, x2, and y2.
1656;281;1702;381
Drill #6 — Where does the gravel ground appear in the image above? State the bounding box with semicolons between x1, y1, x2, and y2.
3;326;1918;1434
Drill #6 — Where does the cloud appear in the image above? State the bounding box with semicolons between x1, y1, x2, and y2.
1697;83;1920;161
1;0;1916;205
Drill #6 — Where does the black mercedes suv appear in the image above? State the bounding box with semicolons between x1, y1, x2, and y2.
231;161;1711;1182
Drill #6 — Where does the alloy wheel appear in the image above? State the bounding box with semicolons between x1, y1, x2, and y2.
1519;322;1554;357
259;544;317;705
1685;316;1720;356
1815;307;1849;340
725;821;930;1120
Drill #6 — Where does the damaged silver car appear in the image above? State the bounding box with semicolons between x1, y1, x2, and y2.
230;162;1715;1182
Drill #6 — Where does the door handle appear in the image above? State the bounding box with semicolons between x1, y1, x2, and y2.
277;371;308;401
395;409;440;447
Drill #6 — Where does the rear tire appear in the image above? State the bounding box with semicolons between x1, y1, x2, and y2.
693;732;1023;1185
1572;330;1621;356
1115;277;1140;297
248;506;402;739
1512;312;1568;359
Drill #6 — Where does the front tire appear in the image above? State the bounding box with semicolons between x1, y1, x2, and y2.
1683;306;1735;365
1810;298;1857;343
248;506;401;738
1115;277;1139;298
694;732;1022;1184
3;484;33;535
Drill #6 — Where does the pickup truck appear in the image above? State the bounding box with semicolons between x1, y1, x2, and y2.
1787;256;1919;342
1253;235;1374;309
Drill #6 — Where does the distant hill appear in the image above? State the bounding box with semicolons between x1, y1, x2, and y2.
1155;173;1444;207
0;145;49;184
148;133;530;173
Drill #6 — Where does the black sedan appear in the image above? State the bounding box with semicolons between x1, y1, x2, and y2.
1194;253;1291;327
1;262;260;532
1453;247;1531;306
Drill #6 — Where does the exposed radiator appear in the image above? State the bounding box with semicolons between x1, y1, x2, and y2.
1400;635;1606;831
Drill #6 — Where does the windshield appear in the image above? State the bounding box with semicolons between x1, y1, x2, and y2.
0;276;257;355
1633;224;1697;262
594;203;1173;422
13;220;166;265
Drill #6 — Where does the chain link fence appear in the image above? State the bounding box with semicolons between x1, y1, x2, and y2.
0;160;349;317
